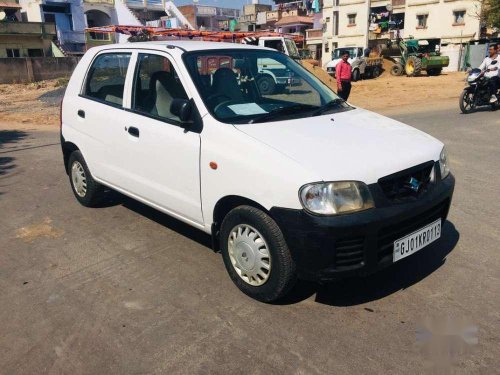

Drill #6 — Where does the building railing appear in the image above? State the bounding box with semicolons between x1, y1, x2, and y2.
59;30;86;44
306;28;323;39
0;22;56;36
83;0;114;5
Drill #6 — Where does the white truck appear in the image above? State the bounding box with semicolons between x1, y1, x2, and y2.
61;41;454;302
326;46;383;81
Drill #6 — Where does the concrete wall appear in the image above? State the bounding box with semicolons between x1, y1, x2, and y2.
0;56;80;83
0;36;53;58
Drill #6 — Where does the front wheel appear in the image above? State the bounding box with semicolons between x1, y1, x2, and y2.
257;75;276;95
220;206;297;302
459;89;475;114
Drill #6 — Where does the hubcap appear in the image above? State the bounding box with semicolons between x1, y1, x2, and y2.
228;224;271;286
71;161;87;197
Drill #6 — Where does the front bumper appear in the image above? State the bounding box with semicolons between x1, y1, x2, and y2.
270;174;455;281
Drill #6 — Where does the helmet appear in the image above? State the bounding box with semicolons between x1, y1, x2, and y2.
467;68;482;82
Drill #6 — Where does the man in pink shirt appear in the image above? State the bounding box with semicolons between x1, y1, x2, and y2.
336;51;352;101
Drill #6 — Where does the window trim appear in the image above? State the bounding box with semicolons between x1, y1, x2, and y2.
347;13;356;26
79;50;133;109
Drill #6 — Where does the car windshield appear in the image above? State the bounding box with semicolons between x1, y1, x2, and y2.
332;47;357;60
285;39;300;59
183;49;351;124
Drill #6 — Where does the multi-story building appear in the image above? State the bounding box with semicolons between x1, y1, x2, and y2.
0;0;57;57
238;2;272;32
317;0;482;66
177;4;240;31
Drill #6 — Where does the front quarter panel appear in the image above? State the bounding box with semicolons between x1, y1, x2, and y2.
200;118;317;233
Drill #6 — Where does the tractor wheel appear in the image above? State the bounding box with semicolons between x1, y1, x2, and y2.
351;69;361;82
405;56;422;77
427;68;442;76
390;64;404;76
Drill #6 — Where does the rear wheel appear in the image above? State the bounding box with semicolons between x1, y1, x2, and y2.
372;66;381;78
427;68;442;76
220;206;297;302
459;89;475;114
390;64;404;76
257;75;276;95
68;151;104;207
405;56;422;77
352;69;361;82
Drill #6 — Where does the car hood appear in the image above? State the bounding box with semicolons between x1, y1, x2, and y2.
234;108;443;184
326;58;351;68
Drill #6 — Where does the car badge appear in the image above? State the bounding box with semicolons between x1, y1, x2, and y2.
407;177;421;193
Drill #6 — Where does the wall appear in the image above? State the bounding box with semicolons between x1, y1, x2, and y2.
0;56;80;83
0;35;53;57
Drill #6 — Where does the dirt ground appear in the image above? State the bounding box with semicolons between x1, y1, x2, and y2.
0;70;467;129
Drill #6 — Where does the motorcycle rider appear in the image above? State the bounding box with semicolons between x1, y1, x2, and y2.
478;43;499;103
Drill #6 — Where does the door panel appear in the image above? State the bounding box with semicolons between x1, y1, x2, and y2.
122;52;203;225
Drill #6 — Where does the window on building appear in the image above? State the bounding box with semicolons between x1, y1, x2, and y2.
325;43;329;53
132;54;188;123
6;49;20;58
416;14;428;28
333;11;339;35
348;13;356;26
84;53;131;106
28;49;44;57
453;10;465;24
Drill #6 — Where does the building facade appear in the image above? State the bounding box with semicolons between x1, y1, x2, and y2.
318;0;482;66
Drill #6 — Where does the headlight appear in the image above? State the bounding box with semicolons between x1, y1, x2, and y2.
299;181;374;215
439;147;450;179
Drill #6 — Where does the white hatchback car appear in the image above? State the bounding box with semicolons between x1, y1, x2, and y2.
61;41;454;302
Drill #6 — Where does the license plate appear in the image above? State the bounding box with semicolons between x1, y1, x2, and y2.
393;219;441;262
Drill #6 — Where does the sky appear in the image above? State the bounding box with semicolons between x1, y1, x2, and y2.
173;0;275;11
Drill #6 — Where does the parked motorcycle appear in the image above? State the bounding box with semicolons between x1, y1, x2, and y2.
460;62;499;114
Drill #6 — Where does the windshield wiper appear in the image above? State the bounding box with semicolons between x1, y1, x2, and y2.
311;99;346;116
248;104;317;124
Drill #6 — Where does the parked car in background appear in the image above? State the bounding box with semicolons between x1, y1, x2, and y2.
61;41;455;302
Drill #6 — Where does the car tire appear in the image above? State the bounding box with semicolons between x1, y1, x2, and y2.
352;69;361;82
220;205;297;303
68;150;104;207
372;66;381;78
257;75;276;95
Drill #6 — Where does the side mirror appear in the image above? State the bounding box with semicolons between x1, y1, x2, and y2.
170;98;192;122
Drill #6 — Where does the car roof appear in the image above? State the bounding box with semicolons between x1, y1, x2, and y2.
92;40;270;53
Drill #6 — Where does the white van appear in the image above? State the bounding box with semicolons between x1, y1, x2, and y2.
61;41;454;302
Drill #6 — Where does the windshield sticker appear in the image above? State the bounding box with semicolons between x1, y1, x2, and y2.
227;103;268;116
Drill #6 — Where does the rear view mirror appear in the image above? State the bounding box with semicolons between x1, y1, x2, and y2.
170;98;192;122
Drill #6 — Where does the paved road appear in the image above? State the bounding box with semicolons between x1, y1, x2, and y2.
1;107;499;374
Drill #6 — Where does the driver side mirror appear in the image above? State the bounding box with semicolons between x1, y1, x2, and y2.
170;98;192;122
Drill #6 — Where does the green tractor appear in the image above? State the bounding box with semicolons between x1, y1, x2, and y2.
390;39;449;77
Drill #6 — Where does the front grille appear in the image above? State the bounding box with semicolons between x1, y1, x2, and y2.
377;199;450;262
378;161;435;203
334;237;365;270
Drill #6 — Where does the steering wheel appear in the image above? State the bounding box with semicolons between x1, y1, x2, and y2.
213;99;243;114
206;93;232;106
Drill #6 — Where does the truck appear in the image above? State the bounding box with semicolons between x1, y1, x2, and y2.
326;47;383;81
390;39;449;77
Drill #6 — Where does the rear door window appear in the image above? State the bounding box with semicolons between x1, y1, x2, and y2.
84;53;131;106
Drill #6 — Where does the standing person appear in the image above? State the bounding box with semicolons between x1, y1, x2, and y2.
336;51;352;101
478;43;498;103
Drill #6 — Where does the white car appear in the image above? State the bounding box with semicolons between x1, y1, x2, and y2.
61;41;455;302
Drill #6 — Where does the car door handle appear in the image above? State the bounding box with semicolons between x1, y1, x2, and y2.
77;110;85;118
127;126;140;138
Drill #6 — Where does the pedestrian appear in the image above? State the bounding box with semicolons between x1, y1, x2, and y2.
336;51;352;101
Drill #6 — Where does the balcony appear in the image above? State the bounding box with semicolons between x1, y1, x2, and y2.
58;30;86;44
0;22;56;36
83;0;114;4
126;0;164;10
306;28;323;40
